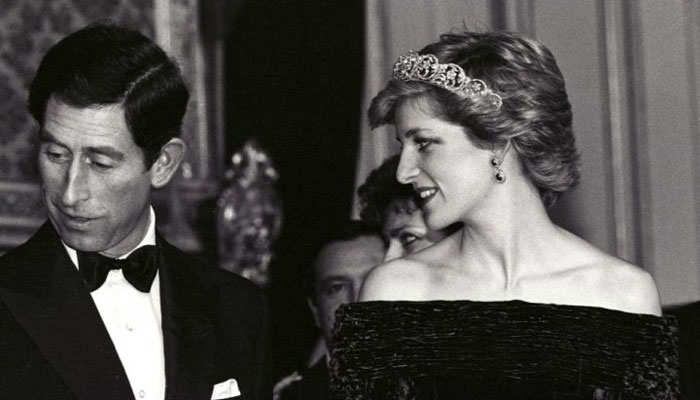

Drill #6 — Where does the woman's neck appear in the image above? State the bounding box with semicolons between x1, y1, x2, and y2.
456;178;560;287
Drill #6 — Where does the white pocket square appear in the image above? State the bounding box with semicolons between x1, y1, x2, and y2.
211;378;241;400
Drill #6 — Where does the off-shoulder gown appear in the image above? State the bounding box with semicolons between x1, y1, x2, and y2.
329;301;679;400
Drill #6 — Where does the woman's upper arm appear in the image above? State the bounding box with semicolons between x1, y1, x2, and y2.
614;266;663;316
633;271;663;316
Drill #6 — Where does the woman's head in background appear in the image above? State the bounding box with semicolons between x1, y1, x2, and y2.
358;155;458;261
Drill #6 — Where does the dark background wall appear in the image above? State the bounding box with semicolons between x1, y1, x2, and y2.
223;0;365;378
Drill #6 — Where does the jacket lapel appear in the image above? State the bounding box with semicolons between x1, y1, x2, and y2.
158;236;218;400
0;223;134;400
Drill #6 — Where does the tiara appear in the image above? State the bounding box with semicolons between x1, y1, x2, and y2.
392;50;502;110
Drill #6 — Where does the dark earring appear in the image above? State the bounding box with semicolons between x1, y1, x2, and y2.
491;157;506;183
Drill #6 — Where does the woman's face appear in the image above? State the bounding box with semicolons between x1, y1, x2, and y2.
382;199;450;261
394;97;494;230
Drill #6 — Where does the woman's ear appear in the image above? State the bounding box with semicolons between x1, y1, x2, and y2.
494;140;513;163
149;138;187;188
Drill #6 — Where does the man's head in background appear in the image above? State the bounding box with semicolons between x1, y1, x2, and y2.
308;221;384;345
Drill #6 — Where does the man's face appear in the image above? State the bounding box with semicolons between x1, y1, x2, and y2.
39;98;154;257
311;234;384;344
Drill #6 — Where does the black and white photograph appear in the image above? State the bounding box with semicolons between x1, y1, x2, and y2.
0;1;698;399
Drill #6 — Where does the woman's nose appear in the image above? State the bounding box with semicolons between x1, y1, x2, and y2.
383;240;404;262
396;151;419;184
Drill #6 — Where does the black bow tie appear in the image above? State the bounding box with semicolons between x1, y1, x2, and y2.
77;245;159;293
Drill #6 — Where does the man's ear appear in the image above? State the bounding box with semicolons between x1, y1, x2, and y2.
149;138;186;189
307;297;322;329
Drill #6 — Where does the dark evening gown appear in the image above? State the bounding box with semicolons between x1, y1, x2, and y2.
329;300;679;400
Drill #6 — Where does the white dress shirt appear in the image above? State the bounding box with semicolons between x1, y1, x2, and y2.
63;207;165;400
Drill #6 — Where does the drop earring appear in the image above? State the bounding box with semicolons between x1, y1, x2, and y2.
491;157;506;183
491;140;511;184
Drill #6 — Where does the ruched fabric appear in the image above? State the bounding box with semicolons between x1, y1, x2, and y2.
329;300;679;400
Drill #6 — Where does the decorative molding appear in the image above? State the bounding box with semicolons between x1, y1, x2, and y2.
497;0;536;35
154;0;212;181
151;0;222;252
600;0;637;263
621;1;653;270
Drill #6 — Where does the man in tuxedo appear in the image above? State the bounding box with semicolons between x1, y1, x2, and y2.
0;23;267;400
275;221;384;399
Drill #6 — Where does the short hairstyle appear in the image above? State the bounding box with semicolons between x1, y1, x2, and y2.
306;220;382;304
28;22;189;168
358;155;419;225
369;31;580;207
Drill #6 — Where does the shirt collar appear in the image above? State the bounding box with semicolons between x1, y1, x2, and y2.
63;207;157;269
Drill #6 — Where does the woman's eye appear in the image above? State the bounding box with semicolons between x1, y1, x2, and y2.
399;233;420;246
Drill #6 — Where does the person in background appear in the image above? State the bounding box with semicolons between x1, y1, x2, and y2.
358;154;459;261
0;23;267;399
276;154;457;400
275;221;384;400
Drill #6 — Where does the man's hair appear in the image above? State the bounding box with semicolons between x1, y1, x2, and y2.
358;155;419;226
369;31;580;207
29;22;189;168
306;220;382;304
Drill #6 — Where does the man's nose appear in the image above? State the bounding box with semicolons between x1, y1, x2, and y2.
396;150;419;184
61;159;90;207
348;285;359;303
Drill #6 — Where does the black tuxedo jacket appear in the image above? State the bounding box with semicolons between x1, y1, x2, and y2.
278;359;329;400
0;222;268;400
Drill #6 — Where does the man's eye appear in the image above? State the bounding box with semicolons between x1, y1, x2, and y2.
88;157;114;170
325;283;344;295
44;150;69;163
415;138;432;151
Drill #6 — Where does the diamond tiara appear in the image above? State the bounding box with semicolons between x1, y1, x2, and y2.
392;50;502;110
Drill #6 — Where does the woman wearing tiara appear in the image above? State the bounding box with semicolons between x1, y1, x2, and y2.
329;31;679;399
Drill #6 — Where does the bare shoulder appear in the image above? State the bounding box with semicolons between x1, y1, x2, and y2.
583;256;662;316
551;231;662;315
359;257;432;302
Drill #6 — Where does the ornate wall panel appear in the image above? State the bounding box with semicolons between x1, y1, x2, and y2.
151;0;221;253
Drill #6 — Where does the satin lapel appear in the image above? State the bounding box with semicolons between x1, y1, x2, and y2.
158;236;217;400
0;223;134;400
